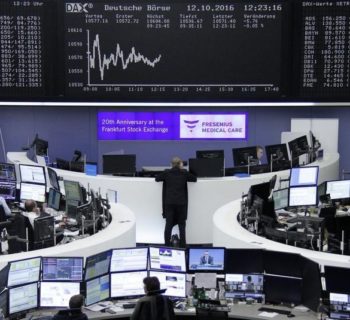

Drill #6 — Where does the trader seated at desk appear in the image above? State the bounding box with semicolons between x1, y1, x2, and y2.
53;294;88;320
22;199;49;228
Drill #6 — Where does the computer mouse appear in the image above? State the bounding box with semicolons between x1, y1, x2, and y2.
342;208;348;212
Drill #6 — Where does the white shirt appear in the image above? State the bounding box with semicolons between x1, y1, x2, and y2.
0;197;11;216
22;211;39;228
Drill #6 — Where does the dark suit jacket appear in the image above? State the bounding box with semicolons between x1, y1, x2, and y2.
200;255;214;265
53;309;88;320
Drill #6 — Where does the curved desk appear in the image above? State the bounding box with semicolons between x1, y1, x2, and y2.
7;152;339;244
212;199;350;268
0;203;136;270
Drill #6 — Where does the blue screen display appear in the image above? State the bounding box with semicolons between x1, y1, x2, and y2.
188;248;225;271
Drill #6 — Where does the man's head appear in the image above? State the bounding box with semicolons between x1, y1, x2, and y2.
203;250;209;257
256;146;264;160
171;157;183;169
24;199;37;213
69;294;84;309
143;276;160;294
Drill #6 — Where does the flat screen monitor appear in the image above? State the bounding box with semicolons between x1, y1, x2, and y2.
288;135;310;158
47;188;61;211
324;266;350;294
40;282;80;307
70;161;84;173
20;182;46;203
64;180;83;203
189;158;224;178
225;249;264;274
263;251;303;277
196;150;224;159
85;274;110;306
273;188;289;210
232;146;257;166
265;144;289;164
326;180;350;200
33;137;48;156
329;293;350;320
288;186;318;207
225;274;264;300
289;166;319;187
318;181;327;198
149;247;186;272
0;180;16;201
0;162;16;181
188;247;225;272
103;154;136;175
111;247;148;272
33;216;55;248
56;158;70;170
85;162;98;176
47;167;60;191
149;271;186;298
9;282;38;315
19;164;46;185
42;257;83;281
110;271;148;299
264;275;302;305
7;257;41;287
85;250;112;281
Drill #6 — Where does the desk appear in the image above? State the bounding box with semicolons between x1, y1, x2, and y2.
29;304;317;320
7;152;339;244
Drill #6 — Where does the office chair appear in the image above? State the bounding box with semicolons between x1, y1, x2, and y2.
196;307;228;320
6;213;33;253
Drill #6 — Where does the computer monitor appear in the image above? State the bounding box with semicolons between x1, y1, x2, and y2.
225;274;264;300
289;166;319;187
288;186;318;207
326;180;350;200
0;180;16;201
66;199;81;221
0;162;16;181
196;150;224;159
19;164;46;185
70;161;84;173
102;154;136;175
189;158;224;178
264;275;302;305
149;247;186;272
110;271;148;299
265;144;289;164
20;182;46;203
64;180;83;203
7;257;41;287
110;247;148;272
232;146;258;166
47;188;61;211
324;266;350;294
263;251;303;277
47;167;60;191
329;293;350;320
33;137;48;156
273;188;289;210
33;216;55;249
225;249;264;274
288;135;309;158
85;274;110;306
56;158;70;170
85;250;112;281
9;282;38;315
42;257;83;281
40;282;80;307
188;247;225;272
85;162;98;176
149;271;186;298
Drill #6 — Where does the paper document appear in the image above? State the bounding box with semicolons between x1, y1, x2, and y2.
259;311;279;318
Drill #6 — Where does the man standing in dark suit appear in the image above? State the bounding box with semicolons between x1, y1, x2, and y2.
155;157;197;248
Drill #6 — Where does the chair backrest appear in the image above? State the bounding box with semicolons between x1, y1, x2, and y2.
7;213;32;253
196;307;228;320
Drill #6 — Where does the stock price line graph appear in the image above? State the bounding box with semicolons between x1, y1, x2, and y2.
64;0;287;101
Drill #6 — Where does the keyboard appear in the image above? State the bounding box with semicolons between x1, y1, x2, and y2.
123;303;136;309
259;307;291;315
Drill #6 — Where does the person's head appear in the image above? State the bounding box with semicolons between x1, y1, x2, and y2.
203;250;209;257
247;275;252;282
143;276;160;294
256;146;264;160
24;199;37;213
171;157;183;169
69;294;84;309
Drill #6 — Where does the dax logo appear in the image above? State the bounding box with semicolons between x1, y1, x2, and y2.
66;3;91;13
183;119;199;132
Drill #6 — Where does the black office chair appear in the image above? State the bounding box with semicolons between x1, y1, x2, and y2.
196;307;228;320
6;213;33;253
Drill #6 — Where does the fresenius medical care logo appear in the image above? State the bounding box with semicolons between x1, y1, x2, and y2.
183;119;199;132
66;3;92;13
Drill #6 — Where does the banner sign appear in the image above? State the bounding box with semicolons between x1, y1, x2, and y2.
98;112;247;140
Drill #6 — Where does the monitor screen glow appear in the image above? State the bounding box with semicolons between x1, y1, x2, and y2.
42;257;83;281
8;257;41;287
9;282;38;315
20;182;46;203
289;166;319;187
149;271;186;298
85;250;112;280
225;273;264;299
326;180;350;200
48;188;61;211
86;275;110;306
149;247;186;272
40;282;80;307
64;180;83;202
19;164;46;185
110;247;148;272
288;186;318;207
110;271;147;298
273;188;289;210
188;248;225;271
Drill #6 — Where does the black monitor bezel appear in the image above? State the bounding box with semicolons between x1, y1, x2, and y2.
289;165;319;187
273;187;289;210
187;246;226;273
196;149;225;159
63;180;83;203
0;179;16;201
288;135;309;158
288;185;318;207
225;249;264;274
0;162;16;182
8;282;39;316
188;157;224;178
7;256;42;288
325;179;350;201
47;187;62;211
47;167;60;191
149;245;187;273
110;246;149;274
84;274;110;306
84;249;112;281
19;164;46;186
265;143;289;164
102;154;137;175
19;182;47;203
232;146;257;167
41;256;84;282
